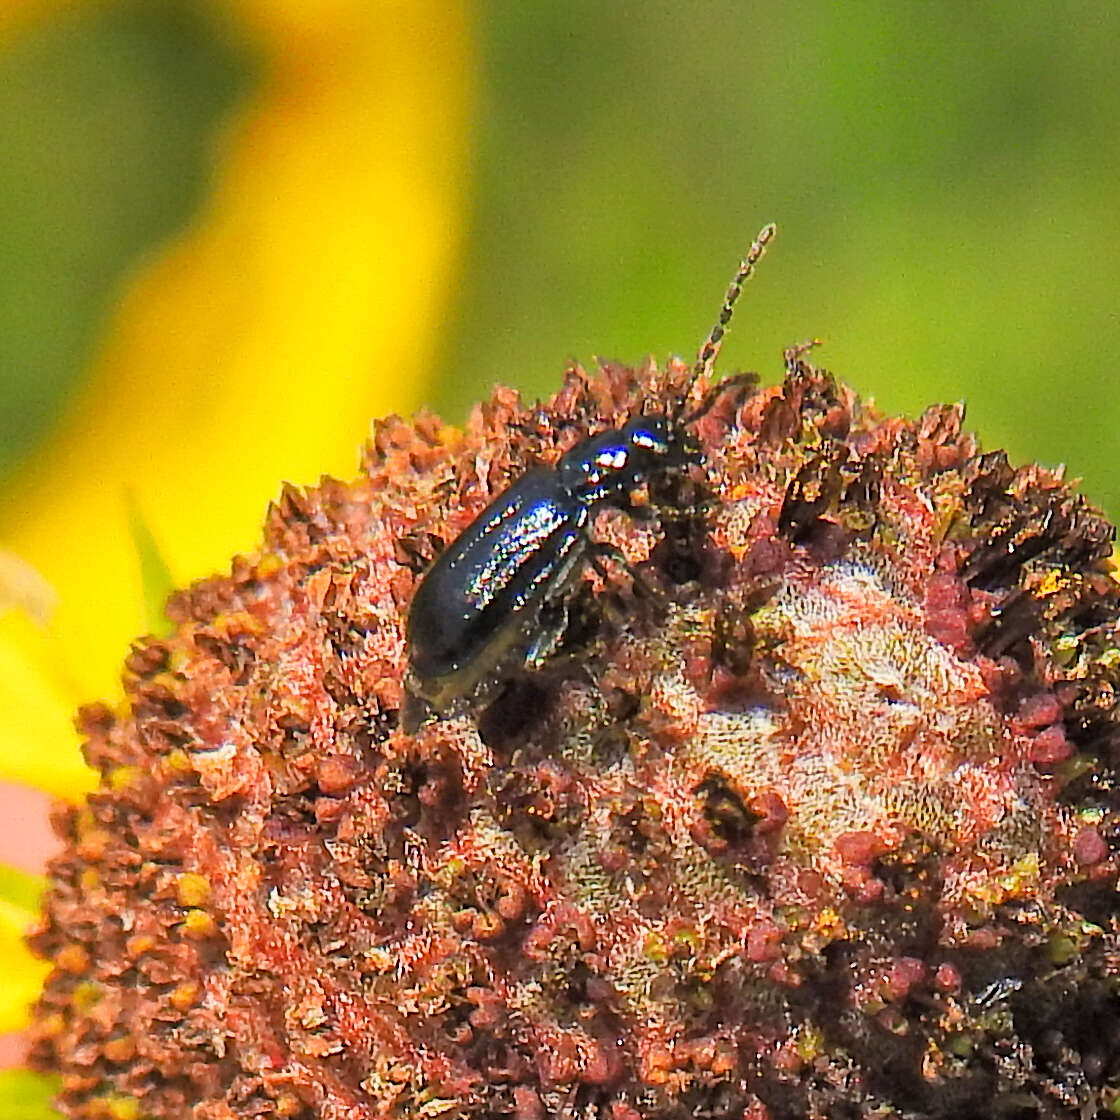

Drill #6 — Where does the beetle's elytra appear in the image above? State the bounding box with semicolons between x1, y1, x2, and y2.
404;224;776;722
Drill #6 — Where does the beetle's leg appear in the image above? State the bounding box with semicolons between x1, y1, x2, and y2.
587;546;622;582
525;601;570;668
508;414;547;441
622;500;659;523
400;681;437;734
681;370;760;427
644;497;703;525
588;543;665;604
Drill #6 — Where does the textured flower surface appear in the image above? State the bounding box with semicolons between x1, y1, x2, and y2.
0;0;472;1104
29;356;1120;1119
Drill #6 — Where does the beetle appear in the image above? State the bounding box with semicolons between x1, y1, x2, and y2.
403;224;776;722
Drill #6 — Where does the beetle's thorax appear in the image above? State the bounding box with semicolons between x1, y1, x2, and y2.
556;414;687;507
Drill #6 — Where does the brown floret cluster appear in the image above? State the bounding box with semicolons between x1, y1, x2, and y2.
30;356;1120;1119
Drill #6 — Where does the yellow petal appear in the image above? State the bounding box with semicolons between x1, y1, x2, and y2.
0;0;474;708
0;864;46;915
0;552;55;627
0;895;49;1034
0;1069;59;1120
0;612;92;798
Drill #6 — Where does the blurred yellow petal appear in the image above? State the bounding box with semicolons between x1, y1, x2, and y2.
0;613;92;797
0;1069;59;1119
0;552;55;626
0;0;474;710
0;895;49;1034
0;867;46;1039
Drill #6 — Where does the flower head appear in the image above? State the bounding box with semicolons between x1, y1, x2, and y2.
30;353;1120;1119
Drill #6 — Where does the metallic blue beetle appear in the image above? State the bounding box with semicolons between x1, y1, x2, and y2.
405;415;693;714
404;225;775;719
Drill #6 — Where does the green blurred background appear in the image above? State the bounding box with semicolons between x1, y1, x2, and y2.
1;0;1118;510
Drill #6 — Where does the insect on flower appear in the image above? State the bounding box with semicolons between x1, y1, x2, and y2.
35;222;1120;1120
404;224;776;722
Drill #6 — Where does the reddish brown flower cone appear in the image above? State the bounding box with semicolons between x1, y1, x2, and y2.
31;358;1120;1120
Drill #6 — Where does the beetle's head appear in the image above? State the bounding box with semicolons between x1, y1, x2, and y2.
620;414;697;471
558;414;697;506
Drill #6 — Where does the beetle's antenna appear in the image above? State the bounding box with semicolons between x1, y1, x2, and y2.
687;223;776;403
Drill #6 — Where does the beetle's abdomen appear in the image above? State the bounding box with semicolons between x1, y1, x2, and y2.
406;468;587;701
